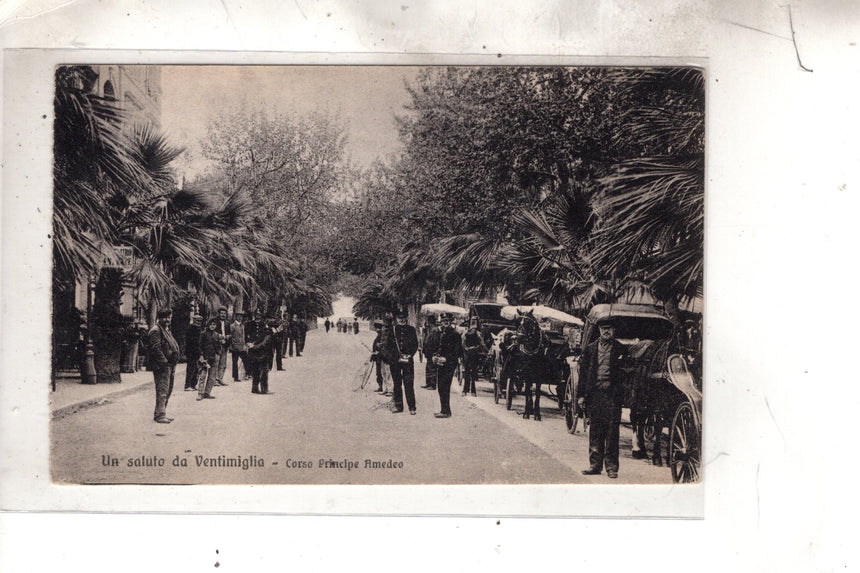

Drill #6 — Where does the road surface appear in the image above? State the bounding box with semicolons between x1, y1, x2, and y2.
51;328;673;484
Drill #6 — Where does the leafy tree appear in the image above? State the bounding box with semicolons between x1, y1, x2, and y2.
376;66;704;313
199;107;349;316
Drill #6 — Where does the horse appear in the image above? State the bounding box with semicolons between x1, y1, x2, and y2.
510;310;554;421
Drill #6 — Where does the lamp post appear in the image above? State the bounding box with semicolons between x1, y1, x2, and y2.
82;275;97;384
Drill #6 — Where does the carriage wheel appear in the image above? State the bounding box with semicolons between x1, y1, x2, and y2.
669;402;700;483
563;380;576;433
493;378;501;404
505;376;515;411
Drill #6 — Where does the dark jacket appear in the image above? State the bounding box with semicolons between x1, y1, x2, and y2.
185;324;201;361
248;325;274;363
578;338;627;402
423;328;441;359
375;327;398;366
434;326;463;368
200;329;220;365
245;319;262;346
289;319;308;340
392;324;419;359
148;325;179;370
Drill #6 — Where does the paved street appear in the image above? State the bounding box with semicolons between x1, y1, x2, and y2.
51;328;673;485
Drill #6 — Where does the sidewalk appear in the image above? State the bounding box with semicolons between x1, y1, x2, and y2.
51;364;187;418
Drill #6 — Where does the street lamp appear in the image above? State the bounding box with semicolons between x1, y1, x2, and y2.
82;274;97;384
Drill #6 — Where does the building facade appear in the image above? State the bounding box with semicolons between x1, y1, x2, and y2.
56;65;163;377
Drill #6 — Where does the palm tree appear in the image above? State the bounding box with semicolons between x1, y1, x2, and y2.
590;68;705;305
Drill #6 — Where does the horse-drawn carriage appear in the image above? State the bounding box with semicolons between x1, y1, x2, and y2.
562;303;702;483
491;305;583;420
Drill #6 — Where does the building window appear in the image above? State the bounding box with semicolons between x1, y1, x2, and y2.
103;80;116;101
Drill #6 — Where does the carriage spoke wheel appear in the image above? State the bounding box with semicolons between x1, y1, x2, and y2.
505;376;514;411
564;380;576;433
669;402;700;483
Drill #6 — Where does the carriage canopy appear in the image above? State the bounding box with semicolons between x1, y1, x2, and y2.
582;303;674;346
420;303;468;316
500;305;584;326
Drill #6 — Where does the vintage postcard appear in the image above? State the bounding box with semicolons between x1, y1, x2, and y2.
45;62;704;499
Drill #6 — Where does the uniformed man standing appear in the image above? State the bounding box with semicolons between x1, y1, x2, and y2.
390;309;419;414
421;316;440;390
431;313;462;418
577;317;628;479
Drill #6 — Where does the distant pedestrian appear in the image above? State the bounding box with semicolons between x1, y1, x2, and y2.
431;313;462;418
214;307;230;386
184;314;202;391
390;309;419;414
197;318;220;400
148;309;180;423
229;311;247;381
421;316;440;390
353;318;359;334
324;318;331;333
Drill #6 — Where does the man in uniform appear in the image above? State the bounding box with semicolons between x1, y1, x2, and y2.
421;316;440;390
577;317;628;479
390;309;419;414
148;309;180;423
430;313;462;418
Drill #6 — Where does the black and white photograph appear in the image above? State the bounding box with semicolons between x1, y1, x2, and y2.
49;64;704;487
3;0;858;571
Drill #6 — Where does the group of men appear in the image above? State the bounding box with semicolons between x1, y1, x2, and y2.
148;302;633;479
147;307;309;424
368;309;631;479
370;311;485;419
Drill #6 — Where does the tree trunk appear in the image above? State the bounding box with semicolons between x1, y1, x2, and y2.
92;268;124;384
